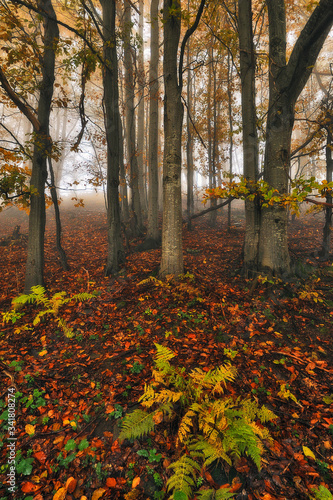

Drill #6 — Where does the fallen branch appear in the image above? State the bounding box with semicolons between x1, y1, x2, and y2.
190;197;235;220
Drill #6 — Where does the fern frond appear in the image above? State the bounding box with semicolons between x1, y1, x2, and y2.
177;409;196;444
257;404;277;423
154;343;175;375
197;488;236;499
167;455;200;498
193;437;232;466
118;409;155;442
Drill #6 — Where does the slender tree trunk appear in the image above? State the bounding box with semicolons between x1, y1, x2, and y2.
227;52;233;232
48;157;69;271
119;115;130;221
238;0;260;275
186;35;194;230
146;0;160;243
321;128;333;259
137;0;147;216
210;54;217;227
160;0;184;277
124;0;143;235
24;0;59;293
100;0;125;276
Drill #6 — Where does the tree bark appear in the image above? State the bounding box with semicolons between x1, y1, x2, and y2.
137;0;147;216
186;33;194;230
238;0;260;275
160;0;184;277
258;0;333;276
146;0;160;243
321;128;333;259
100;0;125;276
24;0;59;292
124;0;144;236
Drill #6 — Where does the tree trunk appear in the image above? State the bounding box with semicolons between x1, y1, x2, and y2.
146;0;160;243
186;34;194;230
137;0;147;216
160;0;184;277
48;157;69;271
24;0;59;293
227;52;233;231
124;0;144;235
258;0;333;276
238;0;260;275
321;128;333;259
100;0;125;276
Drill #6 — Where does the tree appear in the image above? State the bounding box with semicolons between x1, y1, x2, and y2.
100;0;125;276
159;0;184;277
123;0;144;236
13;0;59;293
238;0;260;274
258;0;333;275
160;0;206;277
146;0;160;245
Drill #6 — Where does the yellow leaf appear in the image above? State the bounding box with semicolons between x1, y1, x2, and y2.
38;350;48;356
53;487;67;500
91;488;106;500
302;446;315;460
25;424;35;436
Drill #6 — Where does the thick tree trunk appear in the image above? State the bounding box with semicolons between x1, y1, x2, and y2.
124;0;144;235
146;0;160;243
24;0;59;293
238;0;260;275
160;0;184;277
258;0;333;276
101;0;125;276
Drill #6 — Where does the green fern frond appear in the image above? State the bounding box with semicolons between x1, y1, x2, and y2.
154;343;176;375
167;455;200;498
193;438;232;466
257;404;277;423
197;488;236;499
118;409;155;442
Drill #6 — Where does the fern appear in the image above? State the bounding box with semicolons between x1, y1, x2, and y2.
2;286;94;338
119;344;277;499
167;455;201;499
118;409;155;441
197;488;236;499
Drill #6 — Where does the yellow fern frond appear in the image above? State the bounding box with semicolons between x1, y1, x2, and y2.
178;409;196;444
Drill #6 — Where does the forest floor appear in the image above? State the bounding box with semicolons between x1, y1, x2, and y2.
0;205;333;500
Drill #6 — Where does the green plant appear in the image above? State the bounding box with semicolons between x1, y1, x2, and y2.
9;360;24;372
15;449;34;476
137;448;162;463
130;361;144;374
119;344;277;500
2;286;94;338
310;485;333;500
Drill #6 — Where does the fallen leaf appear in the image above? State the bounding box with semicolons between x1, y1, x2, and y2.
106;477;117;487
53;487;67;500
25;424;35;435
91;488;106;500
132;477;141;488
66;477;77;493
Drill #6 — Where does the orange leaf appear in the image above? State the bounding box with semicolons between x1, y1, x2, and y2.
132;477;141;488
106;478;117;488
91;488;106;500
53;487;67;500
66;477;77;493
21;482;40;493
33;451;47;464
